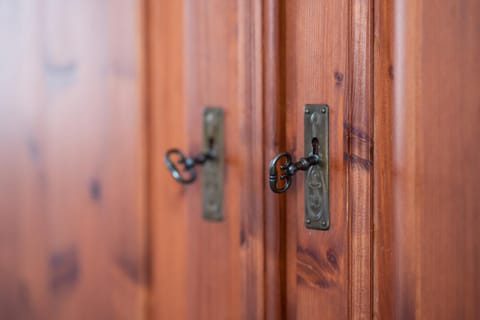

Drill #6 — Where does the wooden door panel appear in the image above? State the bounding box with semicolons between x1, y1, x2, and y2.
183;1;242;318
0;1;146;319
149;1;265;319
285;0;349;318
374;0;480;318
283;0;373;318
150;0;373;319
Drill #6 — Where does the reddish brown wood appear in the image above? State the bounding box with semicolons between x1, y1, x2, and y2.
262;0;288;319
283;0;373;319
0;1;146;319
10;1;479;319
347;1;374;318
238;1;266;319
149;0;266;319
284;1;346;316
374;0;480;318
373;0;394;318
183;2;241;318
147;0;188;319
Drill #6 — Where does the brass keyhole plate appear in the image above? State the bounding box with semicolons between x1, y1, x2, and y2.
202;107;224;221
304;104;329;230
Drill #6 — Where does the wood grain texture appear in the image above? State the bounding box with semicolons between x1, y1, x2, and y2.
375;0;480;318
149;0;265;319
0;1;147;319
238;1;266;319
262;0;288;319
147;0;188;319
283;0;373;319
185;1;241;317
284;1;348;316
347;0;374;318
373;0;394;318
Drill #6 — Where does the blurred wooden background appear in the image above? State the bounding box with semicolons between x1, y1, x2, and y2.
0;1;147;319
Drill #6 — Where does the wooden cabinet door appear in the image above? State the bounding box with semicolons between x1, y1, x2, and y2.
281;0;373;319
150;0;480;319
149;0;372;319
149;1;265;319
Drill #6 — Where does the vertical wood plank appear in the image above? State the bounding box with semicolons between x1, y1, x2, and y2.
147;0;187;319
347;0;374;318
284;0;350;318
375;0;480;318
373;0;394;318
183;1;241;318
238;1;266;319
0;1;147;319
149;0;266;318
283;0;373;318
262;0;288;319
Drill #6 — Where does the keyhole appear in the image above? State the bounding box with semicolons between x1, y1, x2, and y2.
208;137;215;149
312;137;319;155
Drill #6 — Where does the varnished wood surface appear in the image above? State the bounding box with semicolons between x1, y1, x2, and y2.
183;0;264;318
373;0;394;318
149;0;265;319
183;1;244;317
284;1;348;316
147;0;187;319
0;1;146;319
149;1;375;319
375;0;480;318
262;0;288;318
6;1;478;319
347;1;374;318
237;1;266;319
283;0;373;319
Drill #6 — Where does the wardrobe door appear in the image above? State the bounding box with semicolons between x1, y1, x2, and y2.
279;0;373;319
149;0;374;319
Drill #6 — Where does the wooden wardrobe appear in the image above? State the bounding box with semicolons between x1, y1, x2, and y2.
1;0;479;319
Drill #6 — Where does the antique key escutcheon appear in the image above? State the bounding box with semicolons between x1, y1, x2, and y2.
164;107;224;221
268;104;329;230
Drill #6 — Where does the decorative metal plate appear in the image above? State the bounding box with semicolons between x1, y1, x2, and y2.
202;107;224;221
304;104;329;230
